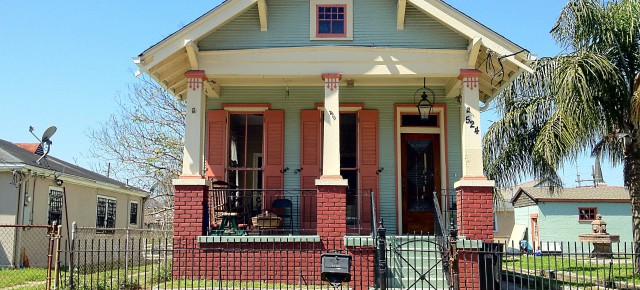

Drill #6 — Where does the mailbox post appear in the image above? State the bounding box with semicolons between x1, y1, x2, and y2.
321;252;352;287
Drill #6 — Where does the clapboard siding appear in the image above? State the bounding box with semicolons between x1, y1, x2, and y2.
198;0;468;50
206;86;462;234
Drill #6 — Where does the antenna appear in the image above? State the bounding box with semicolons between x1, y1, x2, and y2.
29;126;57;165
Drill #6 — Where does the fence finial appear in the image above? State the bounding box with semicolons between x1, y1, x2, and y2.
449;220;458;239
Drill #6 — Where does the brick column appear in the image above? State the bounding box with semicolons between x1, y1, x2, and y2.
455;184;493;241
316;184;347;243
458;248;481;290
173;182;210;242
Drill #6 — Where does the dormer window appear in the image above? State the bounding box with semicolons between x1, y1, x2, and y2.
310;0;353;40
317;5;346;37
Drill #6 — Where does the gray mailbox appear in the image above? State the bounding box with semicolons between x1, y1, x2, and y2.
321;253;352;284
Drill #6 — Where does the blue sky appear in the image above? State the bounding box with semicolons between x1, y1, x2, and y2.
0;1;623;187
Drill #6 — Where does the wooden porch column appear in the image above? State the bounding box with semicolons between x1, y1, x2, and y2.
458;69;483;178
454;69;495;242
181;70;207;178
320;73;343;179
316;73;347;241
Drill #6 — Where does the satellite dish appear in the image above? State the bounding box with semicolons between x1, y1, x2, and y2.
41;126;57;144
27;125;57;165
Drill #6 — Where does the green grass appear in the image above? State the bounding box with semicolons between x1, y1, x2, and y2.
503;255;640;287
0;268;48;288
60;262;171;290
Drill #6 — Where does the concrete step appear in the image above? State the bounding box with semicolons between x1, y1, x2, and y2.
389;266;446;277
385;277;450;290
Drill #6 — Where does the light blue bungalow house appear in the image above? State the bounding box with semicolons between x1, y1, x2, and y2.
135;0;532;237
511;187;632;250
135;0;533;287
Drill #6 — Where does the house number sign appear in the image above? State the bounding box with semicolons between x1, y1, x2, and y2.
465;107;479;135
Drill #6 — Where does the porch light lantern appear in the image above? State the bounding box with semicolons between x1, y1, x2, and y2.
414;78;435;120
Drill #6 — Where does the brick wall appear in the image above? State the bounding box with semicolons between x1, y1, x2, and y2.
171;183;376;289
172;239;375;289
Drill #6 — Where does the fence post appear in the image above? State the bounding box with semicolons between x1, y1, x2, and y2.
69;222;76;290
46;222;56;290
377;218;387;290
125;227;130;280
449;222;459;290
53;225;62;289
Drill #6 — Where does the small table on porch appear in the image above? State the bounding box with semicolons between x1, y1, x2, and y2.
210;212;247;236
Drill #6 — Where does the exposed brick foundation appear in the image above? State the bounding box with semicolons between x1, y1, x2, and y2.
455;185;494;241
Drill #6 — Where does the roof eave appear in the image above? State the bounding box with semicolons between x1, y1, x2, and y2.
5;165;148;198
136;0;257;73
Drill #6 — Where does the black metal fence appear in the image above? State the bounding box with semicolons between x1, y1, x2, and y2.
39;227;638;290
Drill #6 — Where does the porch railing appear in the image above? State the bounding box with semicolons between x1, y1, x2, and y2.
207;188;375;236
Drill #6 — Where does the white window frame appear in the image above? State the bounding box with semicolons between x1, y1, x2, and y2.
309;0;353;40
129;201;139;226
96;195;117;230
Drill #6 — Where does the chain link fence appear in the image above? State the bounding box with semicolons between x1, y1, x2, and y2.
0;224;55;289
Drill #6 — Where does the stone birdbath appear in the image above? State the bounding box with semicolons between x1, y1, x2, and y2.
578;214;620;258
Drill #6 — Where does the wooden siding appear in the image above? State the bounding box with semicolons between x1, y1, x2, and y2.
206;86;461;234
513;194;536;208
198;0;468;50
538;202;632;243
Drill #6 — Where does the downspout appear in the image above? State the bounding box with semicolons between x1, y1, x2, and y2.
13;171;23;225
13;172;23;268
30;174;37;224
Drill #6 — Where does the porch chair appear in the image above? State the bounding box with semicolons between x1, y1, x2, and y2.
270;198;293;234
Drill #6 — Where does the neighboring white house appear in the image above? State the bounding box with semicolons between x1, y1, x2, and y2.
0;139;147;268
511;186;632;250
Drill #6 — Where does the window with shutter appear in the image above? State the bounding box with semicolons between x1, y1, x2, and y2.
300;108;379;234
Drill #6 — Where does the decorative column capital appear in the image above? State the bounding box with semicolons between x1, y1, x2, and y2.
322;73;342;91
185;70;208;91
457;69;481;90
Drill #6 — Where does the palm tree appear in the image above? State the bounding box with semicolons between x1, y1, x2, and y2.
483;0;640;268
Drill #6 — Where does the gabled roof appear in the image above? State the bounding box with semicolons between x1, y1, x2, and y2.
135;0;533;102
138;0;527;61
0;139;147;197
511;187;630;206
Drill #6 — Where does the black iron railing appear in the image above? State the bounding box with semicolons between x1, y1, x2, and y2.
207;188;375;236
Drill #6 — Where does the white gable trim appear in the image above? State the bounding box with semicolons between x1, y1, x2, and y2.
198;46;468;77
137;0;533;74
137;0;257;72
407;0;532;73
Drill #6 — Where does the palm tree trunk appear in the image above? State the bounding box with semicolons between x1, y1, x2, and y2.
625;139;640;273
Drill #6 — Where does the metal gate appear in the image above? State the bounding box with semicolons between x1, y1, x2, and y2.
375;195;458;290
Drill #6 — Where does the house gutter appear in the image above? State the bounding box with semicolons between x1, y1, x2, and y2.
0;164;148;197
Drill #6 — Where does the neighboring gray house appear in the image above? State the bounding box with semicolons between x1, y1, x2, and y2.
0;139;147;268
511;186;632;249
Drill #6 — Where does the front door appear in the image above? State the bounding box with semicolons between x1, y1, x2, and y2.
401;134;441;234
